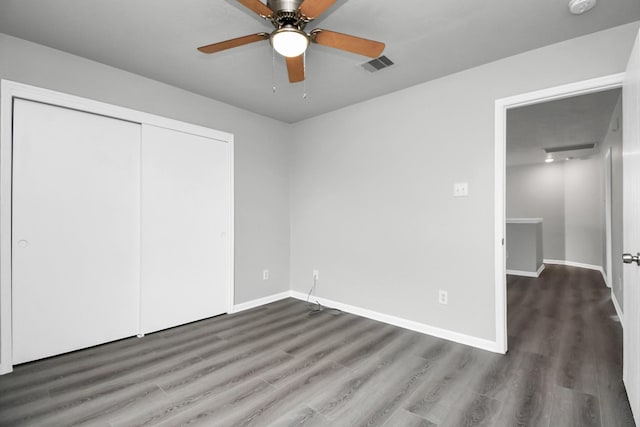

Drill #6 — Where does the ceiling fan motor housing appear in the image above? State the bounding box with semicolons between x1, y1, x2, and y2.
266;0;309;30
267;0;304;13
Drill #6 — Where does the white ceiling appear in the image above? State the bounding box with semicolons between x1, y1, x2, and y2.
506;88;621;167
0;0;638;123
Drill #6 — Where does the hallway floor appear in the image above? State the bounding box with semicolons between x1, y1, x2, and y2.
507;264;635;426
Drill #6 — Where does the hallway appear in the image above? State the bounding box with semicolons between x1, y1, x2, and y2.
508;264;634;426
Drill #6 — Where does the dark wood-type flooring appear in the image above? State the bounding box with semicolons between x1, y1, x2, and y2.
0;265;635;426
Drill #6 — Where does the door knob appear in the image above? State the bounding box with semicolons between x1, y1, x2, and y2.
622;252;640;265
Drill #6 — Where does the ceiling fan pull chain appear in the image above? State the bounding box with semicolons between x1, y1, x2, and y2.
272;46;277;93
303;52;308;99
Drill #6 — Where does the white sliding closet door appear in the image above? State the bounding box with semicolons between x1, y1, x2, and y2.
12;99;140;364
141;125;230;334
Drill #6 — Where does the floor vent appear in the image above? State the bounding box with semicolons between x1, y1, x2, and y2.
362;55;394;72
544;143;596;153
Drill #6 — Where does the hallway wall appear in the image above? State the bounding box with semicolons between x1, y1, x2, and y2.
506;158;604;268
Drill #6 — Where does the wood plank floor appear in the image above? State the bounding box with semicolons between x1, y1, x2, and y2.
0;264;635;426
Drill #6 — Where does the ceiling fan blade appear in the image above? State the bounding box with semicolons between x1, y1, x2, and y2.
286;54;305;83
298;0;336;19
236;0;273;18
311;29;385;58
197;33;270;54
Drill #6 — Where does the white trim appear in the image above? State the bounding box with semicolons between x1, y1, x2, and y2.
228;135;236;313
543;259;609;284
1;80;232;141
0;80;235;374
506;269;537;277
605;148;614;288
229;289;503;352
507;263;545;278
494;91;507;354
494;73;625;357
231;291;290;314
506;218;543;224
601;269;609;287
544;258;603;271
290;291;503;353
543;258;602;269
0;81;13;375
612;289;625;328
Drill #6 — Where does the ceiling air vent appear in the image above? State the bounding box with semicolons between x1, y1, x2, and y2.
544;143;596;153
362;55;394;72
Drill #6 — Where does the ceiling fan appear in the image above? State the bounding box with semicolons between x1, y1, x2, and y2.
197;0;386;83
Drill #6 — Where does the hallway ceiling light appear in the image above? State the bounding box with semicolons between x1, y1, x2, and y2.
545;157;555;163
544;143;596;153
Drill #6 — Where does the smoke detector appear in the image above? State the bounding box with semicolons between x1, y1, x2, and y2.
568;0;596;15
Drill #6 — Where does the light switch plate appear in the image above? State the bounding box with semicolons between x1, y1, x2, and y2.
453;182;469;197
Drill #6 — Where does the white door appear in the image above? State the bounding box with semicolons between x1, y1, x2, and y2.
623;29;640;425
140;124;230;334
12;100;141;364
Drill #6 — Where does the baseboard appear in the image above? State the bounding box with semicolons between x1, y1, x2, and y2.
543;259;601;271
231;291;291;314
601;270;610;287
289;291;502;354
537;263;545;277
506;269;537;277
611;289;624;328
543;259;608;282
231;289;503;353
0;363;11;375
506;264;545;278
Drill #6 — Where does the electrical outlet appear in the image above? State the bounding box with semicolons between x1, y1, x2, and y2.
313;270;319;280
262;269;269;281
439;290;448;305
453;182;469;197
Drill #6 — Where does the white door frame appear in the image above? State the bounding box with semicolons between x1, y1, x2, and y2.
0;80;236;374
605;147;614;288
494;73;624;353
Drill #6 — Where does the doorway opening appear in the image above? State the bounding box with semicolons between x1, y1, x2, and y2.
505;87;622;286
494;73;624;353
494;74;636;424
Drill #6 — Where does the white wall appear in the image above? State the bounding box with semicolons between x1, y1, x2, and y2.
565;157;605;266
0;34;291;306
507;163;566;260
601;95;624;308
505;222;544;273
507;158;604;267
289;22;640;342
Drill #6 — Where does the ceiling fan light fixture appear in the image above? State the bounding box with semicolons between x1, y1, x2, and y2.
271;27;309;57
